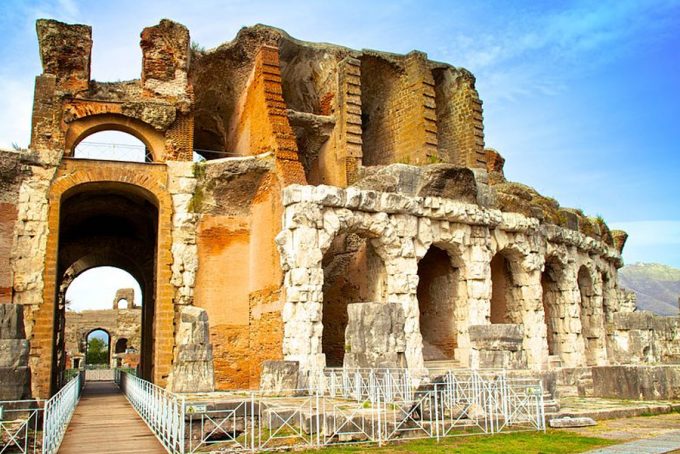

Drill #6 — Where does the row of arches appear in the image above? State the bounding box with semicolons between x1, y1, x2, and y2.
309;224;615;371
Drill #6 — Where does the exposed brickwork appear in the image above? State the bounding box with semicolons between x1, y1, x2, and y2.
35;19;92;93
433;68;486;168
337;58;363;184
360;52;439;166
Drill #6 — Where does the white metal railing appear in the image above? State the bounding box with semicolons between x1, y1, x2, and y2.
111;369;545;453
42;371;84;454
182;369;545;453
116;371;186;453
0;400;42;454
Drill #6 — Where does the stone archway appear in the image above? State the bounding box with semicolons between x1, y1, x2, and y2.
29;160;174;398
417;245;463;362
84;328;111;366
64;113;166;161
320;230;388;367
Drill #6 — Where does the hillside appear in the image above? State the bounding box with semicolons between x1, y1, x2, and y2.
619;263;680;316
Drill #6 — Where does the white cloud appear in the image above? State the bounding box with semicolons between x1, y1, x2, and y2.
65;267;141;312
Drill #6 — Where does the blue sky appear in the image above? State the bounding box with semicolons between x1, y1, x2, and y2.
1;0;679;309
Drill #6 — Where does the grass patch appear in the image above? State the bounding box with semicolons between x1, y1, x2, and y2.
299;430;617;453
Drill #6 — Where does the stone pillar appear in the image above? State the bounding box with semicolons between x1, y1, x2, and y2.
167;306;214;392
463;228;493;368
36;19;92;93
0;305;31;400
561;262;588;367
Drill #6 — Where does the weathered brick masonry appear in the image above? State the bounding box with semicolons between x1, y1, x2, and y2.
1;19;677;400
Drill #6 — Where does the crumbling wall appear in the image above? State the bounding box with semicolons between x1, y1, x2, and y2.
360;52;437;167
276;184;622;375
64;307;142;369
608;312;680;364
0;150;28;304
192;155;286;389
433;68;485;167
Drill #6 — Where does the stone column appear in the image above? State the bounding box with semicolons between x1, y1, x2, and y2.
464;227;493;368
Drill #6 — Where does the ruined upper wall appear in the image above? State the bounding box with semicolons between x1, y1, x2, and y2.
190;25;486;186
31;19;194;164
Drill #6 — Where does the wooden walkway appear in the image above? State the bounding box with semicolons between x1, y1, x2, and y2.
59;381;166;453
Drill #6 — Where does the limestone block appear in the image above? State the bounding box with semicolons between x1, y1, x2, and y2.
469;324;524;351
0;304;25;339
592;365;680;400
549;417;596;428
168;306;214;393
260;360;300;394
343;303;406;368
0;339;29;368
0;366;31;400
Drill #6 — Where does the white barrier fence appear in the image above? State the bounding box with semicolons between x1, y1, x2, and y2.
115;370;186;454
115;368;545;453
42;371;84;453
0;372;84;454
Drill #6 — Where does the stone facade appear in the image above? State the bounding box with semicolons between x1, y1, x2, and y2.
0;18;677;400
63;303;142;371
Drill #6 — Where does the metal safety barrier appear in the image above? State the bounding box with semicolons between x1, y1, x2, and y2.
42;371;84;454
116;371;186;454
182;369;545;453
0;400;42;454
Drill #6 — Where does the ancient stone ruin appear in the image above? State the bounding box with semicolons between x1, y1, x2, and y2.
63;288;142;373
0;18;678;402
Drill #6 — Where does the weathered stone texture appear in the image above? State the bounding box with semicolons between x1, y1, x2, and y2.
591;365;680;400
0;304;31;400
167;306;214;392
608;311;680;364
36;19;92;92
343;303;406;369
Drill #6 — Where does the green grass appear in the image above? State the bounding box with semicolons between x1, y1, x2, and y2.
298;430;617;453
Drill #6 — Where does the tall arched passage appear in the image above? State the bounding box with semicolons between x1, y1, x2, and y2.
489;251;522;324
417;246;463;361
53;182;158;389
321;232;387;367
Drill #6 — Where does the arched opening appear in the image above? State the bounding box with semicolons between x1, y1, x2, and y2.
64;113;166;162
85;329;110;367
417;246;462;361
541;258;564;358
115;338;128;354
117;298;129;309
60;267;142;381
52;182;158;391
321;232;387;367
73;131;150;163
489;252;521;324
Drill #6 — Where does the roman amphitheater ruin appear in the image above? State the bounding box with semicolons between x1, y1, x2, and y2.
1;18;679;407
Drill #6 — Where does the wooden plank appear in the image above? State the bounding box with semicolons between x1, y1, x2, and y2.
59;381;167;453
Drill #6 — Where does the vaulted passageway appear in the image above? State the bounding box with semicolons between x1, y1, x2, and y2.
52;182;159;393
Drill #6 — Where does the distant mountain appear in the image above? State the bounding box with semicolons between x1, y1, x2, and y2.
619;263;680;316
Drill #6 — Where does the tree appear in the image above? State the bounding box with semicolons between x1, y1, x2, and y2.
86;337;109;365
